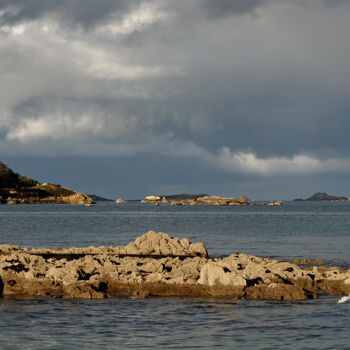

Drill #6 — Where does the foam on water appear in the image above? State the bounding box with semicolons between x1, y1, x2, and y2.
337;295;350;304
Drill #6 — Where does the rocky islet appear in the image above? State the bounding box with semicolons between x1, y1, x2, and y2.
0;231;349;300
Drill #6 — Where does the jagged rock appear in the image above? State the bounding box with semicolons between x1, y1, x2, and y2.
290;258;324;265
267;201;283;206
1;232;350;300
61;193;93;205
141;196;161;203
115;231;208;257
171;195;255;206
0;244;23;253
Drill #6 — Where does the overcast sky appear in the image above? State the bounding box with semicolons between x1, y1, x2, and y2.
1;0;350;199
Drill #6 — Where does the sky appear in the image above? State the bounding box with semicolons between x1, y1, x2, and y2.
1;0;350;200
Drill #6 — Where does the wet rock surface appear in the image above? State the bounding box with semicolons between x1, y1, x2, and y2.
0;231;349;300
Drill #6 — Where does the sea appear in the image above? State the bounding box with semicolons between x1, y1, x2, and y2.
0;201;349;349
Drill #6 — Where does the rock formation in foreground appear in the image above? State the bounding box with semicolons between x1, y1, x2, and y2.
0;231;349;300
0;161;93;205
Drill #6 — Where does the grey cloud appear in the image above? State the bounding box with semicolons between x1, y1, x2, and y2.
200;0;267;19
322;0;350;8
1;0;350;169
1;0;350;199
0;0;139;28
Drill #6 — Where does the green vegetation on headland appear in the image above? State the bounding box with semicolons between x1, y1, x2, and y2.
0;161;92;205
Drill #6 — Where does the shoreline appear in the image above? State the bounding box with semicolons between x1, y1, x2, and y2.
1;231;349;300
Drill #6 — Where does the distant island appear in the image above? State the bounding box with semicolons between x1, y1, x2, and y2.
294;192;349;201
140;194;283;206
88;194;113;202
0;161;93;205
161;194;208;201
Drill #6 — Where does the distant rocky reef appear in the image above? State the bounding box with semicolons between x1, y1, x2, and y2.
294;192;349;202
0;231;349;300
0;161;93;205
140;194;283;206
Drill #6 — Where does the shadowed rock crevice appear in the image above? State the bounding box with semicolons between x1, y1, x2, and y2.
274;274;293;285
0;276;4;296
3;263;29;273
91;282;108;293
245;277;263;287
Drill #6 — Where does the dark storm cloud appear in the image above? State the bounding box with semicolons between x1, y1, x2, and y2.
0;0;140;28
1;0;350;200
323;0;350;8
201;0;267;19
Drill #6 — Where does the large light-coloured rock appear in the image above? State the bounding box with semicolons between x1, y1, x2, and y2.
1;232;350;300
61;193;93;205
120;231;208;257
116;198;127;203
145;196;160;201
0;245;23;253
28;231;208;258
198;253;327;299
141;196;161;203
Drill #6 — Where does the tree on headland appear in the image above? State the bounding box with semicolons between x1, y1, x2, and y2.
0;162;20;189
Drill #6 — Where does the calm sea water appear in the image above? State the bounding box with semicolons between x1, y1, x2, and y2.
0;201;350;349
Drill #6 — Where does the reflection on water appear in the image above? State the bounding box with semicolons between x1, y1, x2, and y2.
0;296;349;349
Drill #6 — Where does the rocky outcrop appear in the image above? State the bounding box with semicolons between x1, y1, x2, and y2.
267;201;283;206
115;198;127;203
61;193;93;205
0;231;349;300
139;194;258;206
170;195;255;206
28;231;208;258
141;196;161;203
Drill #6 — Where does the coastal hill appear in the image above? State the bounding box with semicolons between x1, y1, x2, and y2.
294;192;349;201
0;161;93;205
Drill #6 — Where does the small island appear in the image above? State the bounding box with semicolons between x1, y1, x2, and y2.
140;194;283;206
294;192;349;202
0;161;93;205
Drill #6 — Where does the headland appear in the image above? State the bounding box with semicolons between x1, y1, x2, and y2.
0;161;93;205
